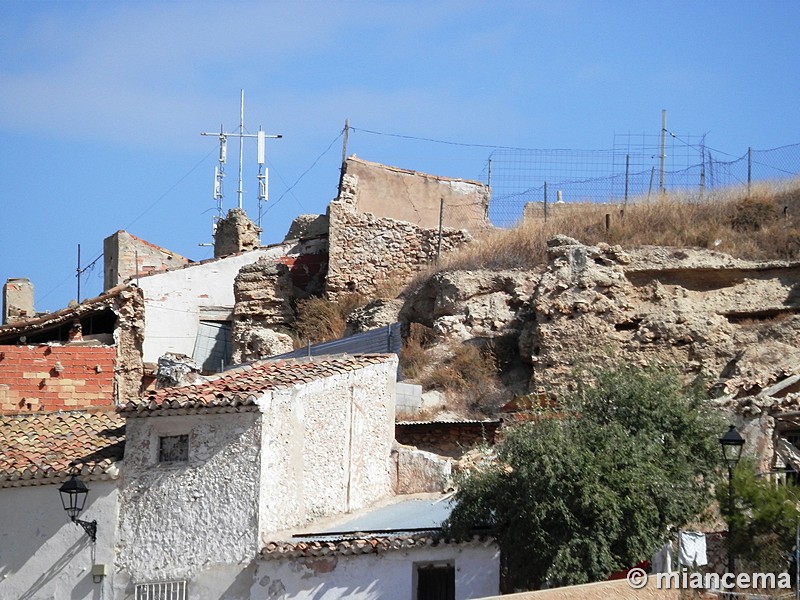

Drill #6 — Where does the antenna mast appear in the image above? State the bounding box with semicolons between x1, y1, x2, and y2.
201;90;282;230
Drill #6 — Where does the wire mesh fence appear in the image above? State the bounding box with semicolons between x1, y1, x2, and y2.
487;140;800;228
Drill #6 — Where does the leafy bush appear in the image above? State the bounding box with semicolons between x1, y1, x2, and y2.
719;460;800;575
445;364;725;592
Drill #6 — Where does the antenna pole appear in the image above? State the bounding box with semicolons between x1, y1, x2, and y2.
341;118;349;166
659;109;667;195
237;90;245;209
201;93;282;232
76;244;81;303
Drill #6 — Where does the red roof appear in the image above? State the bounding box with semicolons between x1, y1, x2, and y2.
122;354;396;415
0;410;124;487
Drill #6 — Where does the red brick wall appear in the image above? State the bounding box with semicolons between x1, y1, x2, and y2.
0;346;115;413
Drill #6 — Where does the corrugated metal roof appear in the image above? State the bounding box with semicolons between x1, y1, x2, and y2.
272;323;401;360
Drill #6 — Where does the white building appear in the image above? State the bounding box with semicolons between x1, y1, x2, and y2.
0;353;499;599
0;411;124;600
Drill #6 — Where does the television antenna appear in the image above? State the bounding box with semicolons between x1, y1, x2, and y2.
201;90;282;228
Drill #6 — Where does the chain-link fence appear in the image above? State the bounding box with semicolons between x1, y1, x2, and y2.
487;139;800;228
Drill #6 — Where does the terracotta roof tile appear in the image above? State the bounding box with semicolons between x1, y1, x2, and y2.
260;532;494;559
0;410;124;487
122;354;396;415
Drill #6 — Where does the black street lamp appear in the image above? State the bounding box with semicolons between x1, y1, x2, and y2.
58;474;97;542
719;424;745;575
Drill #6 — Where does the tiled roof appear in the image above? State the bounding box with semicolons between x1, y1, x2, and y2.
261;532;494;559
0;284;129;336
122;354;395;415
0;410;125;487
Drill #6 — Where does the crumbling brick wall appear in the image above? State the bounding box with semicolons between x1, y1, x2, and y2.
0;346;115;413
326;174;472;299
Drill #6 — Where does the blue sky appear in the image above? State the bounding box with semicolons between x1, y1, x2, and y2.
1;1;799;313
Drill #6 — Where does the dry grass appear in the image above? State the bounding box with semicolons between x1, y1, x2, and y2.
292;293;369;345
422;343;503;415
399;323;436;379
405;178;800;291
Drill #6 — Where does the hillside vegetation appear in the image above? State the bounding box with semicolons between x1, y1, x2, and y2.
421;179;800;279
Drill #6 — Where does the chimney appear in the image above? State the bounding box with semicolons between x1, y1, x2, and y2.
3;278;35;324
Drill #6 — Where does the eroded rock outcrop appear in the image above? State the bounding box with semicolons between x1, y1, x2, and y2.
525;237;800;393
231;258;294;363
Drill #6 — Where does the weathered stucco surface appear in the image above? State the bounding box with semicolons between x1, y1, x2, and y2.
117;412;262;587
342;156;490;232
0;481;119;600
137;244;294;364
118;356;397;596
254;543;500;600
258;359;397;533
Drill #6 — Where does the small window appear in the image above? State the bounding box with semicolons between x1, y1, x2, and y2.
159;435;189;462
416;562;455;600
135;580;187;600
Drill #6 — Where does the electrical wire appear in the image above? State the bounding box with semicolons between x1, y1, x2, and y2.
261;130;344;219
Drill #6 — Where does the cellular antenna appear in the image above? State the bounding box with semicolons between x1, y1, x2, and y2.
201;90;282;231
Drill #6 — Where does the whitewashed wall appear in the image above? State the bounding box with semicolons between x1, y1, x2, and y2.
0;480;119;600
116;412;262;598
138;244;293;364
253;544;501;600
258;359;397;534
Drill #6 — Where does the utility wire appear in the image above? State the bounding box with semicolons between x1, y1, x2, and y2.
351;126;552;152
262;130;343;218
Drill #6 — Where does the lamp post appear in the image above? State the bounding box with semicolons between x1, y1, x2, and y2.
719;425;745;575
58;474;97;542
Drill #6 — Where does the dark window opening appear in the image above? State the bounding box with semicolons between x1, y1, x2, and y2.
416;563;455;600
0;308;117;345
159;435;189;462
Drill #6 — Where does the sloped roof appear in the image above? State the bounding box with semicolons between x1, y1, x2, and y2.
0;284;130;339
261;532;494;559
121;354;395;416
261;493;495;559
0;410;125;488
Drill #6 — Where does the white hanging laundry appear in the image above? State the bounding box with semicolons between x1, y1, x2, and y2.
678;531;708;567
651;541;673;573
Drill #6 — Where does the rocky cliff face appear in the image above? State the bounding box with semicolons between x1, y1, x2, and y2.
401;236;800;408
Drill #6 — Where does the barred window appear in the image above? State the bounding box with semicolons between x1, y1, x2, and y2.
158;434;189;463
134;580;187;600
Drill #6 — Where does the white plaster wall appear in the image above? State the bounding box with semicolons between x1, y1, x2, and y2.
252;544;500;600
138;245;293;364
0;480;119;600
116;413;262;588
258;359;397;534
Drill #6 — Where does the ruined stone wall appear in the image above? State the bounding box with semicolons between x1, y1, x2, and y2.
343;157;490;232
394;421;500;457
214;208;262;258
326;174;472;299
2;278;35;324
114;285;145;405
103;230;190;290
231;259;295;363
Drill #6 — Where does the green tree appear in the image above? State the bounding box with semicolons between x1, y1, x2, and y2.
720;460;800;574
444;364;725;591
